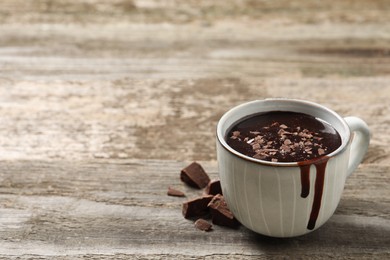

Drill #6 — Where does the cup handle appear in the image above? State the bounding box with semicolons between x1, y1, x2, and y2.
344;117;371;177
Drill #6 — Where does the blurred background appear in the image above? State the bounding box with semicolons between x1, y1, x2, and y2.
0;0;389;163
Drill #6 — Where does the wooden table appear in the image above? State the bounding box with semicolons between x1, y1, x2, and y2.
0;1;389;258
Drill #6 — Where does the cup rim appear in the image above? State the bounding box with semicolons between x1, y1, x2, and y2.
216;98;352;167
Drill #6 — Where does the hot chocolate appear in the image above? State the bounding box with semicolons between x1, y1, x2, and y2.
226;111;341;163
226;111;343;230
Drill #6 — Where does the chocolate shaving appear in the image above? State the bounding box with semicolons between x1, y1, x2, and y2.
253;153;266;160
318;148;325;155
247;138;254;144
252;143;261;150
194;218;213;232
180;162;211;189
254;135;264;143
232;131;240;137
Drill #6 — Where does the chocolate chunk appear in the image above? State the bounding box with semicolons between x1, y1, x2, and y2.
180;162;210;189
208;194;240;228
194;218;213;232
204;179;222;196
167;187;185;197
182;195;214;219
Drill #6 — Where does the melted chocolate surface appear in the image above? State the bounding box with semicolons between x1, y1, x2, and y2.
226;111;341;162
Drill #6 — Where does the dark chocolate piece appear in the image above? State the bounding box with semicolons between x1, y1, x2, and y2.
205;179;222;196
167;187;185;197
182;195;214;219
194;218;213;232
180;162;210;189
208;194;240;228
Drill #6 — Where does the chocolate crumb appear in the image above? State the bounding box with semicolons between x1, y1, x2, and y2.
167;187;185;197
194;218;213;232
180;162;211;189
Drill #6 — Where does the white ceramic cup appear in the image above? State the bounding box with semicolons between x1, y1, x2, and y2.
216;99;370;237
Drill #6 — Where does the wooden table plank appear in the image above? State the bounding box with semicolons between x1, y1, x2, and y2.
0;160;388;258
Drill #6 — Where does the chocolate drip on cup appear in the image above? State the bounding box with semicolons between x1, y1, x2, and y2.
298;156;329;230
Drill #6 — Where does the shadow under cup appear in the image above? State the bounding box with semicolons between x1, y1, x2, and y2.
216;99;353;237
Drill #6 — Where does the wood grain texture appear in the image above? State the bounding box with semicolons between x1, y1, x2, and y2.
0;160;389;259
0;28;389;162
0;0;389;258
